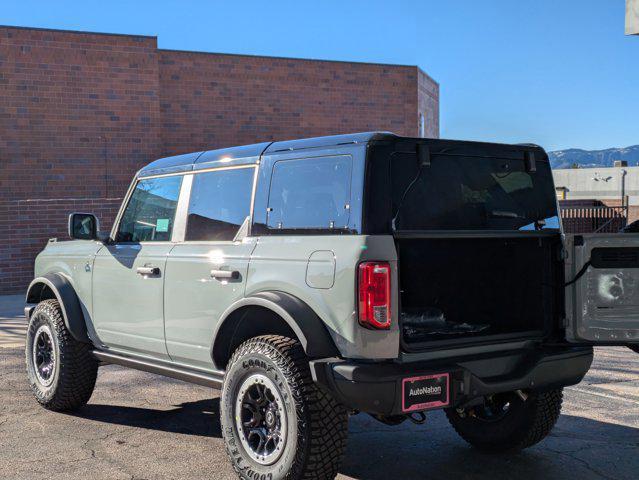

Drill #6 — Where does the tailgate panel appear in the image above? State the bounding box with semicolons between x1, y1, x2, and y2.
567;234;639;343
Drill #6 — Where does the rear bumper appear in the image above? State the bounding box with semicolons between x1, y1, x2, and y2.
310;346;593;415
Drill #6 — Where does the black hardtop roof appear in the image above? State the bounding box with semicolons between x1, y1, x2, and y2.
138;132;396;177
138;132;547;177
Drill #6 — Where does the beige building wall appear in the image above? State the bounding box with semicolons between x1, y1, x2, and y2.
553;166;639;222
628;0;639;35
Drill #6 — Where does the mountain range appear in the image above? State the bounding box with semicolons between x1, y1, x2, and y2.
548;145;639;169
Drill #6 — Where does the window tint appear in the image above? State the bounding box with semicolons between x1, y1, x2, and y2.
267;156;352;230
185;167;255;241
116;176;182;242
390;153;558;231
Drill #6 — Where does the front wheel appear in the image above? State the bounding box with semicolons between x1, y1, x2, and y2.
25;299;98;411
445;389;563;453
220;335;348;480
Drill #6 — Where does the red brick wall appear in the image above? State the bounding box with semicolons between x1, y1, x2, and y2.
0;198;121;291
0;27;161;201
0;26;439;293
418;69;440;139
158;50;430;154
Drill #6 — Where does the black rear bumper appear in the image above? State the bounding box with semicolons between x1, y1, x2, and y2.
309;346;593;415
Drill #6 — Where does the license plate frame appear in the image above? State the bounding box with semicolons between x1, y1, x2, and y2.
402;373;450;413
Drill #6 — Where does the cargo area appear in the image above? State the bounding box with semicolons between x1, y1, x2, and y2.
397;235;561;348
363;137;564;349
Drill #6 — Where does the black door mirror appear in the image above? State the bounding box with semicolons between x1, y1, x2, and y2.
68;213;99;240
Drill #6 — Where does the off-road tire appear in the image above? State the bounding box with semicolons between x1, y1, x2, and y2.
629;345;639;354
220;335;348;480
445;389;563;453
25;299;98;411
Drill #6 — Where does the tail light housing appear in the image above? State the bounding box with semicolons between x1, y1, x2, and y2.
358;261;391;329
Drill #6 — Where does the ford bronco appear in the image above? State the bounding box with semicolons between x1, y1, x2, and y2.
24;132;639;479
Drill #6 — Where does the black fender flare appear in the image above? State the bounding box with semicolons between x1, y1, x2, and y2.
211;291;340;369
26;273;91;343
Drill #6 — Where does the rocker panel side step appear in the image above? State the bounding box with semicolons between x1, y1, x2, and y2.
92;350;224;388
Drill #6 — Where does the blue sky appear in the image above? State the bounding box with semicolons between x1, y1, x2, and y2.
2;0;636;151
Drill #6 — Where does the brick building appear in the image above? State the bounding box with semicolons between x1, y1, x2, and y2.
0;25;439;293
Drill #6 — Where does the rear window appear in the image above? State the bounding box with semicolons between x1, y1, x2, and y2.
266;155;352;231
391;151;558;231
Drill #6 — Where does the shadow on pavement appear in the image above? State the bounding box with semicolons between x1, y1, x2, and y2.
63;396;639;480
73;398;223;438
339;413;639;480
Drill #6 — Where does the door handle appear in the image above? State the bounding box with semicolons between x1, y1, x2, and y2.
137;266;160;276
210;269;240;280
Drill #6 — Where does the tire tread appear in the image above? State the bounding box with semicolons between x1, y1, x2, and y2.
446;389;563;453
26;299;97;411
223;335;348;480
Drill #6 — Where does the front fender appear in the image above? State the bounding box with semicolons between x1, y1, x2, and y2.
26;273;90;343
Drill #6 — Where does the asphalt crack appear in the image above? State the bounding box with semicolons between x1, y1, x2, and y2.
544;446;620;480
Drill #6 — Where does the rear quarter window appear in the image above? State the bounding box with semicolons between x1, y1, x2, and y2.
266;155;353;231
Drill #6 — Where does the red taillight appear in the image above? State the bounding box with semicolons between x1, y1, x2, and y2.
358;261;391;329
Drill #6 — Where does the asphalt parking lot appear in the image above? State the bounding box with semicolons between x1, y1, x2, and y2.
1;296;638;480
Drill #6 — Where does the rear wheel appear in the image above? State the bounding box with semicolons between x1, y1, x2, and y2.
220;335;348;480
445;389;563;453
25;299;98;411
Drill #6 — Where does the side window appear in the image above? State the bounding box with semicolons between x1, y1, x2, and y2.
185;167;255;241
116;176;182;242
266;155;352;230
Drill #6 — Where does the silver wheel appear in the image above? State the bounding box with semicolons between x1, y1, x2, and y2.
234;373;288;466
32;324;56;387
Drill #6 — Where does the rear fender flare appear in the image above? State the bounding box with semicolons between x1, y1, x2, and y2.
211;291;340;370
26;273;90;343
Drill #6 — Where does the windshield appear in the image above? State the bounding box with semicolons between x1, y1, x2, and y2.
390;152;559;231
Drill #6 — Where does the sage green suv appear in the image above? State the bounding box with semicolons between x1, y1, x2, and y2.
25;132;639;479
